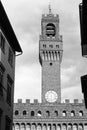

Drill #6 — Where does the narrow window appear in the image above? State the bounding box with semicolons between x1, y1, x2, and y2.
0;62;5;96
5;116;11;130
0;33;5;53
62;111;67;117
37;111;42;117
7;75;13;106
8;48;13;67
46;111;50;117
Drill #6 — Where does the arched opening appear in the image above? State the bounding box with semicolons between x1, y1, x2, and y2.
71;110;75;117
79;111;83;116
52;124;56;130
31;123;36;130
47;124;51;130
57;124;61;130
26;123;31;130
73;124;78;130
78;124;83;130
84;123;87;130
37;123;42;130
20;123;25;130
62;111;67;117
67;124;72;130
15;123;20;130
46;111;50;117
43;124;47;130
37;111;42;117
54;111;58;117
46;23;56;37
62;124;67;130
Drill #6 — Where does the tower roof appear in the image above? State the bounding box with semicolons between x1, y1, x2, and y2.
0;1;22;52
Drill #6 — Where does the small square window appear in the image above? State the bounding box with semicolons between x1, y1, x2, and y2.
56;45;59;48
0;33;5;53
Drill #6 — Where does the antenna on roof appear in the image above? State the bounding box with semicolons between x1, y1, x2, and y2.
49;3;52;14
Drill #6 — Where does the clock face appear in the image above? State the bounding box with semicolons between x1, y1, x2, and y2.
45;91;58;103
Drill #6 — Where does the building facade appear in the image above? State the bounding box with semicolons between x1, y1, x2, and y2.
13;7;87;130
0;1;22;130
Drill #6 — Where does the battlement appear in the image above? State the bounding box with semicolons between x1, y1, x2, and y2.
14;99;84;105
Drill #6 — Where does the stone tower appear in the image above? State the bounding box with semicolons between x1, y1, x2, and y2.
39;6;63;104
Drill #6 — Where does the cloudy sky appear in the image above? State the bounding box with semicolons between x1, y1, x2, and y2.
2;0;86;103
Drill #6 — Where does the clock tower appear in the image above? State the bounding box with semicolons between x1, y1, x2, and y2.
39;6;63;104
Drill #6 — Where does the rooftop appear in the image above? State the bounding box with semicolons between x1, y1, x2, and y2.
0;1;22;52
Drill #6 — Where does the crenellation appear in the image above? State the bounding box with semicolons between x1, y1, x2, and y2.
18;99;22;104
74;99;78;104
26;99;30;104
34;99;39;104
65;99;70;103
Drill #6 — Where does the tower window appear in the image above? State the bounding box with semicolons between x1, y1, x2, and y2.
56;45;59;48
46;23;56;37
43;44;46;48
6;75;13;106
0;33;5;53
79;111;83;116
49;45;53;48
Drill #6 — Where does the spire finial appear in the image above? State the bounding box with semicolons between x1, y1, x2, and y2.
49;3;52;14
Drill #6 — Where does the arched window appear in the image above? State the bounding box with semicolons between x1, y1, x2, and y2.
62;111;67;117
54;111;58;117
15;110;19;115
31;111;35;117
46;111;50;117
37;111;42;117
79;111;83;116
23;110;26;115
71;110;75;117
